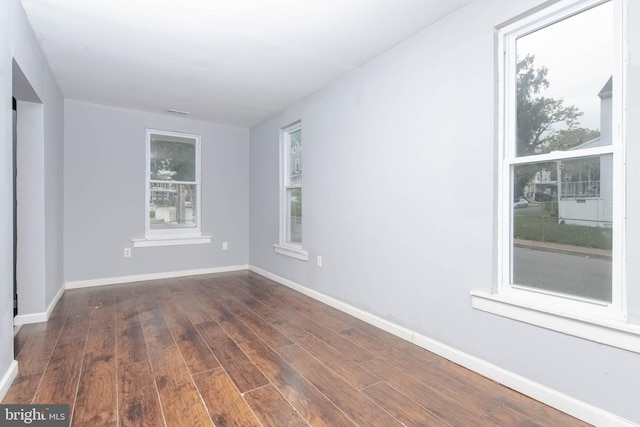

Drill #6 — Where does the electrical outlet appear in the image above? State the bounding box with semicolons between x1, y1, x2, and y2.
222;242;228;250
124;248;132;257
317;255;323;268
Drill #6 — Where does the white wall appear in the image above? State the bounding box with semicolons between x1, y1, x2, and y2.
249;0;640;424
1;0;65;397
64;101;250;282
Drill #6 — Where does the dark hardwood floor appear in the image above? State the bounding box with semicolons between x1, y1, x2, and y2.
3;271;591;426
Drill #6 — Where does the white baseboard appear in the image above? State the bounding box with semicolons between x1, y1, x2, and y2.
47;284;65;318
13;312;47;325
0;360;18;402
13;284;65;326
14;266;249;325
248;265;637;427
64;265;249;289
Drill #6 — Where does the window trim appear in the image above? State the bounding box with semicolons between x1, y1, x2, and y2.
132;236;211;248
145;128;203;239
473;0;637;351
471;291;640;353
275;121;308;261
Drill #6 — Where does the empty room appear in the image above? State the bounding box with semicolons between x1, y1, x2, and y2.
1;0;639;425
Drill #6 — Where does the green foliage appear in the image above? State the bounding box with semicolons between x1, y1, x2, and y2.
514;55;602;199
150;139;196;181
514;211;611;249
516;54;591;157
547;127;600;152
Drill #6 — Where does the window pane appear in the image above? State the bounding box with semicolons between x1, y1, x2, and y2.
149;183;197;229
289;129;302;186
559;156;604;200
150;134;196;181
512;158;612;302
287;187;302;243
515;2;613;157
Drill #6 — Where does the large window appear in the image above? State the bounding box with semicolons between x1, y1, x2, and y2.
500;0;621;314
273;121;307;260
146;129;201;238
471;0;640;351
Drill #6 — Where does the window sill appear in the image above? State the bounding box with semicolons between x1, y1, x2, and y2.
273;244;308;261
132;235;212;247
471;291;640;354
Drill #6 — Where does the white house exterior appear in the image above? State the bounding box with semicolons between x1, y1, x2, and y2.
559;77;613;227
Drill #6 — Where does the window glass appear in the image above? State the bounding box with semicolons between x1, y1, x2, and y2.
282;124;302;246
150;135;196;181
512;157;613;302
149;183;197;229
515;2;613;157
146;130;200;235
288;129;302;185
287;187;302;244
507;1;615;304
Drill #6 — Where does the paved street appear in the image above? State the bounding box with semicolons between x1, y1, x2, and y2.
513;246;612;302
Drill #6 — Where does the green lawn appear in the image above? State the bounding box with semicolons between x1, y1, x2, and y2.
514;209;612;250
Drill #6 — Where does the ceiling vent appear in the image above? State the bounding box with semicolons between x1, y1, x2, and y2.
165;108;189;115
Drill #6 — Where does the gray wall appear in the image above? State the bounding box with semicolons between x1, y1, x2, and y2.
626;0;640;325
12;2;64;319
64;101;249;282
1;0;64;391
249;0;640;423
44;75;65;306
0;0;14;391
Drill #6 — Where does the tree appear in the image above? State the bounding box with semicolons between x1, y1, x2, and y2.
150;140;195;181
516;54;587;155
513;55;599;198
546;127;600;152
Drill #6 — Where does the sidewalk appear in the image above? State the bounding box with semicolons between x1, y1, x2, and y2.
513;238;612;261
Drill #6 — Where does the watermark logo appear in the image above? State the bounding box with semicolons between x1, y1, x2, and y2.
0;405;69;426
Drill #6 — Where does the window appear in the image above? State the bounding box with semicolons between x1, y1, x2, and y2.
145;129;201;238
273;121;308;260
473;0;640;352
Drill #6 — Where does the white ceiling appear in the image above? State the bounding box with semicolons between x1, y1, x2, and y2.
21;0;472;127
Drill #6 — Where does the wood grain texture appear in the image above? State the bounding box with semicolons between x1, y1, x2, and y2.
272;321;379;390
30;344;83;409
161;311;220;375
194;321;269;393
362;356;496;426
362;381;450;427
241;339;355;427
116;293;148;366
118;360;165;427
2;271;592;427
1;374;41;404
137;298;212;427
192;368;261;427
277;344;402;427
73;353;117;426
243;385;308;427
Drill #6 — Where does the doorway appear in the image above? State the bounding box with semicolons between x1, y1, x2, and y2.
12;59;44;323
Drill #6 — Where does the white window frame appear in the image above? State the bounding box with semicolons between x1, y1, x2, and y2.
144;129;204;241
273;121;308;261
472;0;640;353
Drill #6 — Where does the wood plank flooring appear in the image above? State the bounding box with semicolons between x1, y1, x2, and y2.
3;271;591;426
